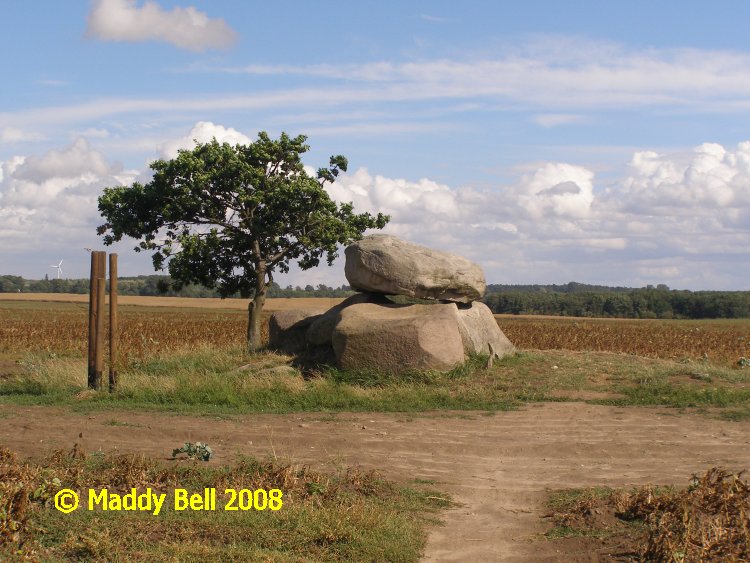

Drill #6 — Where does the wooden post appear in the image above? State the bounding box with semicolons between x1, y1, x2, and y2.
87;252;101;389
109;253;118;392
94;253;106;390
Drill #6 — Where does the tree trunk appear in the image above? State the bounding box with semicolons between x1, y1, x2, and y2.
247;265;267;352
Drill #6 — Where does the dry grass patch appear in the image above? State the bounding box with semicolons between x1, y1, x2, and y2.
0;445;449;561
544;467;750;561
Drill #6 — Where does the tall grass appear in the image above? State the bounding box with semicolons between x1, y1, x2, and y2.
4;345;750;417
1;346;522;413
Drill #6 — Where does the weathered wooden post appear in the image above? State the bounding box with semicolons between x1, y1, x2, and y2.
94;251;106;390
109;253;118;392
87;251;102;389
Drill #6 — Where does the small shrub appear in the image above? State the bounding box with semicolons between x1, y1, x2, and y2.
171;442;213;462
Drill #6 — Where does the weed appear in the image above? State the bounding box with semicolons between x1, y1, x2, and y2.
172;442;213;462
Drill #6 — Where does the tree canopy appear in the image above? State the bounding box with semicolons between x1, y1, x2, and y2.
97;132;389;349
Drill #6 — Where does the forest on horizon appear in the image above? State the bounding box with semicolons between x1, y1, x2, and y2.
2;275;749;320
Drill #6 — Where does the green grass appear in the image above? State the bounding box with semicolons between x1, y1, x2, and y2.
105;419;144;428
1;447;449;562
2;346;750;419
546;486;617;512
544;525;614;540
602;383;750;408
0;347;522;414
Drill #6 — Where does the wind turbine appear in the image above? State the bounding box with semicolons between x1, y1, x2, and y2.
50;259;63;279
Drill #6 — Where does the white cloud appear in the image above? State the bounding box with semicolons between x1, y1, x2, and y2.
305;121;453;137
86;0;238;52
610;141;750;212
515;163;595;219
532;113;584;127
206;39;750;109
327;168;465;228
0;139;134;248
4;128;750;289
157;121;252;159
0;128;46;143
9;38;750;132
322;140;750;289
75;127;111;139
13;138;112;184
0;123;255;259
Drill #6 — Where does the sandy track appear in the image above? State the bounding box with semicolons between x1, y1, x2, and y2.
1;403;749;561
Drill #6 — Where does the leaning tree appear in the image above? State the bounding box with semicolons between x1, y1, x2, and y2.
97;132;389;350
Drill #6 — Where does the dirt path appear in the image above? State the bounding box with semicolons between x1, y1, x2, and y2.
2;402;750;561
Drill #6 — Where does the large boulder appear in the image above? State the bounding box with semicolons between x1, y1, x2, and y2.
305;292;387;346
455;301;515;358
268;309;325;354
344;235;486;303
331;302;466;373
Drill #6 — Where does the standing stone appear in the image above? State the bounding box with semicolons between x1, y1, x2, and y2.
268;309;325;354
305;292;387;346
345;234;486;303
331;302;466;373
455;301;515;357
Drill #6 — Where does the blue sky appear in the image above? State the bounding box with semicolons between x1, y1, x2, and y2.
2;1;750;290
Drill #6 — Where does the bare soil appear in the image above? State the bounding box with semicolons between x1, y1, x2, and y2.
2;403;749;561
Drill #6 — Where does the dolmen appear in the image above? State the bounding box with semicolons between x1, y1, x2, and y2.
269;234;515;373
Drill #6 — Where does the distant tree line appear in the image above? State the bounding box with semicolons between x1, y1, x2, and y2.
0;275;355;299
483;282;750;319
3;275;750;319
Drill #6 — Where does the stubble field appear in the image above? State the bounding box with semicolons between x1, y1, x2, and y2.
2;293;748;367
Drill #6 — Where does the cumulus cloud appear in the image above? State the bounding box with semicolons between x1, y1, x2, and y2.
86;0;238;52
610;141;750;212
13;138;111;184
157;121;252;159
328;168;463;222
321;140;750;289
0;138;135;247
4;123;750;289
326;160;594;250
515;163;595;219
